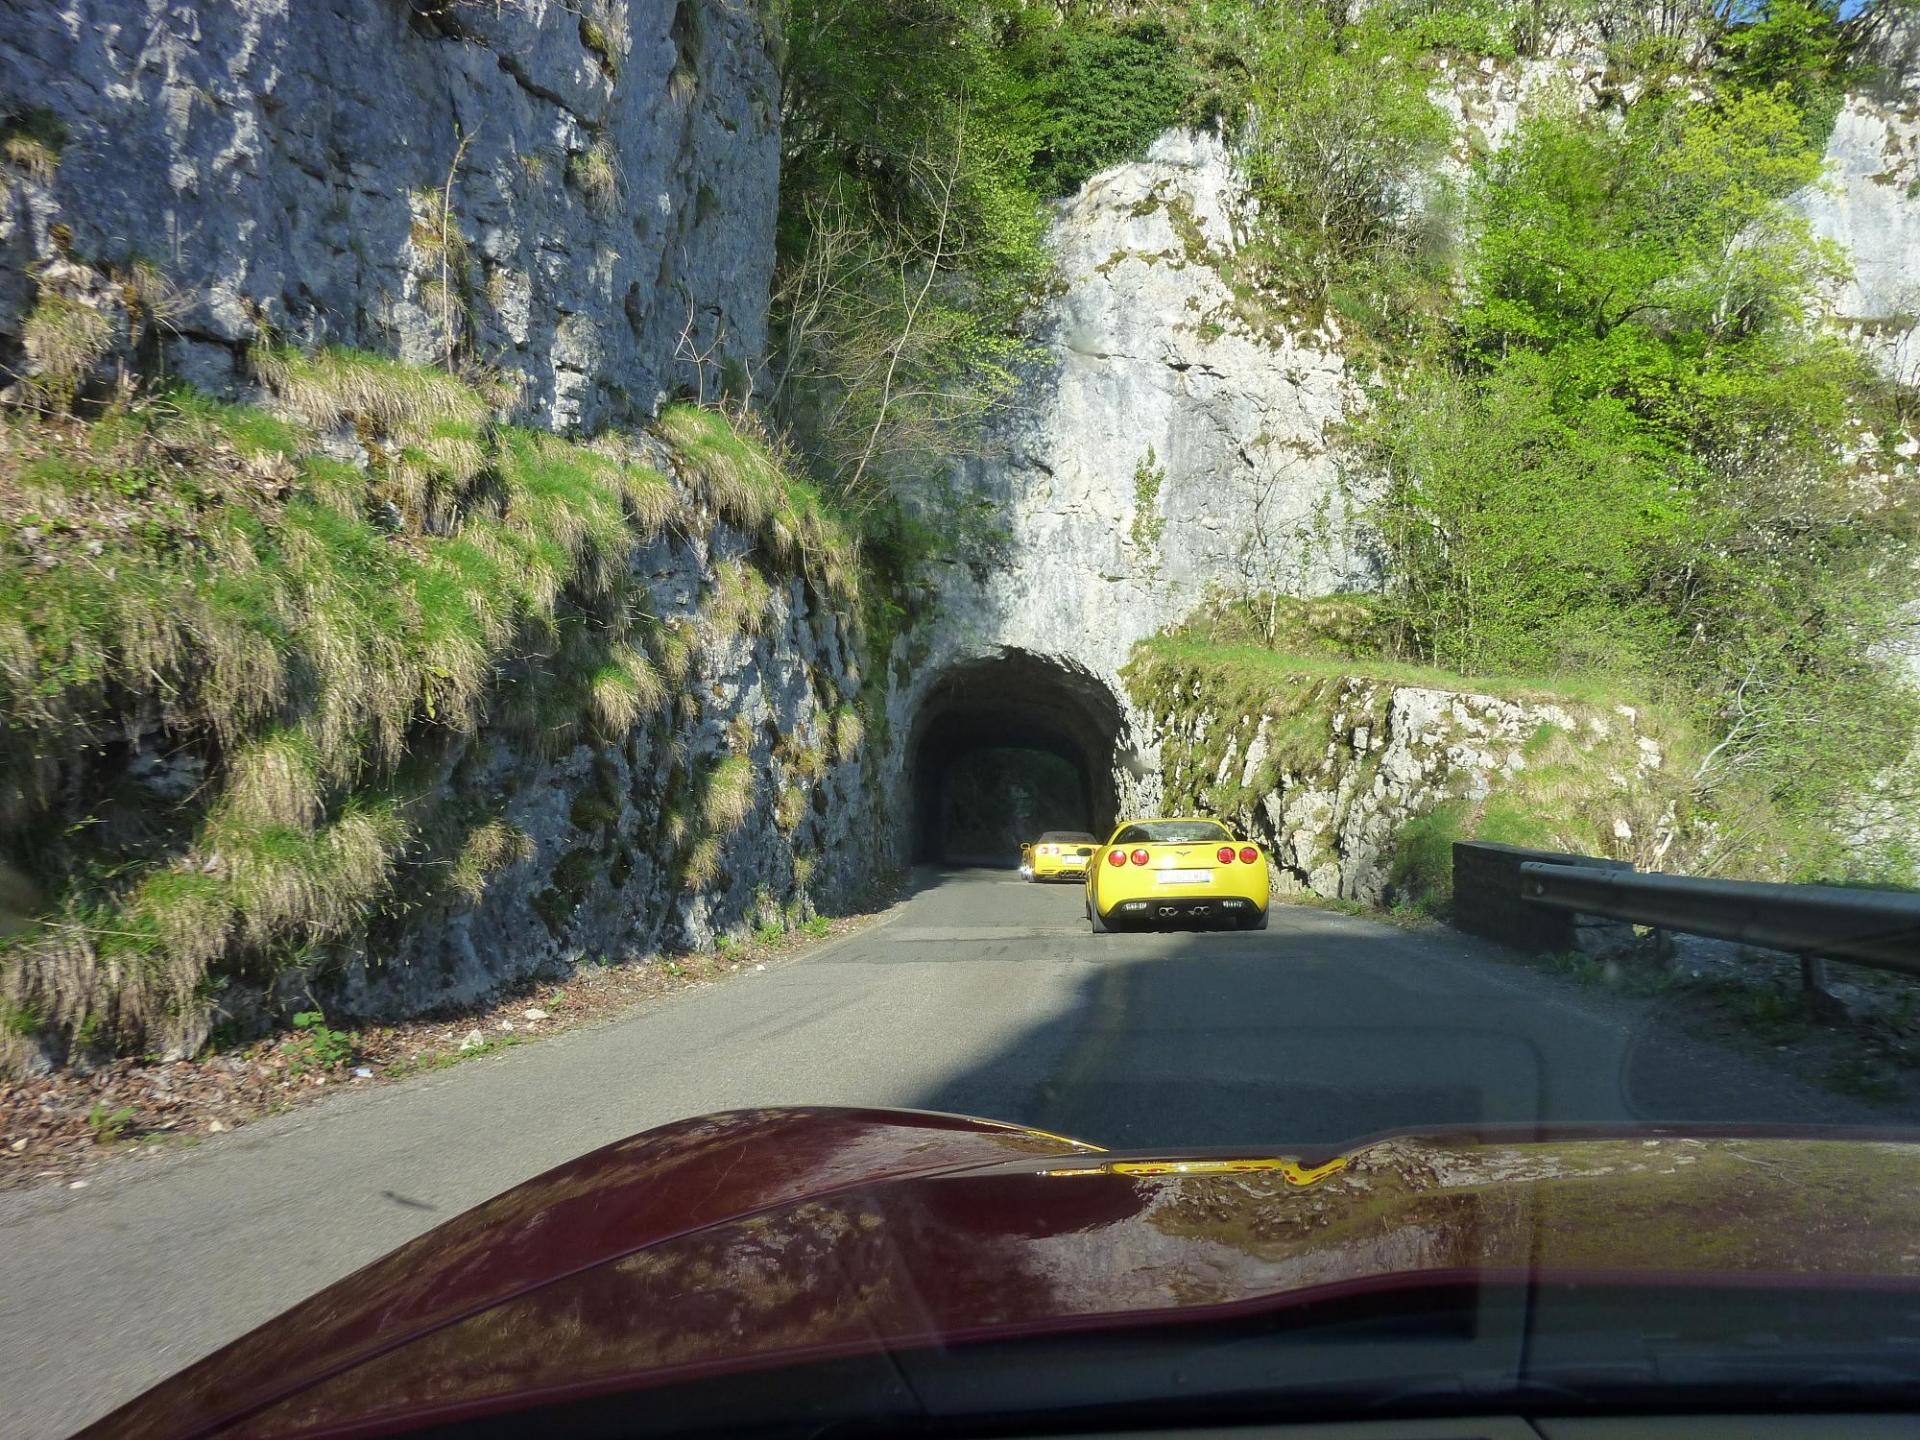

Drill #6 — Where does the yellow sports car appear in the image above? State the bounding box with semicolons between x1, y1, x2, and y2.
1085;817;1270;932
1019;831;1099;882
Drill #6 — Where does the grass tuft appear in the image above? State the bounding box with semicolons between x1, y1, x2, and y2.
567;136;621;211
22;291;113;408
588;646;668;734
448;819;535;903
704;556;773;641
1;108;65;184
223;730;323;831
702;756;756;834
683;835;724;889
828;705;865;760
253;347;486;434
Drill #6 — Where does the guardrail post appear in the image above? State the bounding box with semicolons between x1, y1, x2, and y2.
1799;954;1845;1022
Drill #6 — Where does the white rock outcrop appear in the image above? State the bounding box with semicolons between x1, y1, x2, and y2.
1797;89;1920;384
920;131;1379;688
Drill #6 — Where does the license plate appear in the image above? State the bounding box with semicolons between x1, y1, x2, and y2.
1156;869;1212;885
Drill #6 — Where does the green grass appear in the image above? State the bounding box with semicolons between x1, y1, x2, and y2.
701;756;757;834
1;358;869;1071
659;404;862;594
1133;635;1641;709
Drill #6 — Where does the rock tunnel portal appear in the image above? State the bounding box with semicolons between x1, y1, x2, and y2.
908;650;1127;865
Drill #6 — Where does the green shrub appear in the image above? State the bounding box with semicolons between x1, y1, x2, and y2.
86;1103;136;1144
1387;800;1467;914
282;1010;357;1076
1007;17;1191;196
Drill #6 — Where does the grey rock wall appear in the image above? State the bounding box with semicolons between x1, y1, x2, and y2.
0;0;777;430
328;447;885;1022
927;131;1379;685
1139;673;1673;907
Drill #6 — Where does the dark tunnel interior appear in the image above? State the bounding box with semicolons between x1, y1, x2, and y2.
908;650;1127;864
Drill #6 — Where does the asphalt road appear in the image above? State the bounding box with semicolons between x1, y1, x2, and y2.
0;868;1894;1438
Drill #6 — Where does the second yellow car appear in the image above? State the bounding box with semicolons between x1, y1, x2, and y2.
1021;831;1099;882
1085;817;1270;932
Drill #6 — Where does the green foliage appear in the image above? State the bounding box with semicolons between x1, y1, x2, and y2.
1377;0;1520;59
282;1009;357;1076
1209;2;1452;312
1365;355;1682;677
1355;61;1915;881
1389;800;1468;913
1006;16;1191;196
771;0;1045;504
1130;446;1167;565
86;1102;136;1143
1715;1;1850;142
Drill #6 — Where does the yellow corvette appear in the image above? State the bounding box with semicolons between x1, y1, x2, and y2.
1020;831;1099;882
1085;817;1270;932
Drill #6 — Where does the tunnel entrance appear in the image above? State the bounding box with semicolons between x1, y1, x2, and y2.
908;650;1126;865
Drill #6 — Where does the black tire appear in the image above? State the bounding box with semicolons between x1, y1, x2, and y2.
1243;905;1270;932
1088;899;1112;934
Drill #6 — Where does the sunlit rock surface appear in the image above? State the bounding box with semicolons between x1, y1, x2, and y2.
0;0;778;431
1796;18;1920;384
918;130;1380;679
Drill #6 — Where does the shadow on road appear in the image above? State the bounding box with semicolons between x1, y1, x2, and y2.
905;922;1907;1153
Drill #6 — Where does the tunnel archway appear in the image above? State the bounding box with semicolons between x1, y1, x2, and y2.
908;650;1127;864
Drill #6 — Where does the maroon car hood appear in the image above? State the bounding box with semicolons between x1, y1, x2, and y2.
86;1107;1920;1439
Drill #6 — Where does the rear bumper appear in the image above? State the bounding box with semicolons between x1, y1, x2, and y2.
1097;894;1263;928
1034;864;1088;882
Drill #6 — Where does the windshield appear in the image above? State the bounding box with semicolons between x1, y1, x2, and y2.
5;1;1919;1436
1112;821;1233;845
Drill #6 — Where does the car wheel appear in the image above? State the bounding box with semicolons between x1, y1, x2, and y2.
1088;901;1111;934
1243;906;1269;932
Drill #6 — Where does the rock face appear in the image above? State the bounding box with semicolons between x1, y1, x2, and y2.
1795;18;1920;384
335;457;883;1021
916;130;1378;682
1128;651;1677;906
0;0;777;431
894;131;1380;836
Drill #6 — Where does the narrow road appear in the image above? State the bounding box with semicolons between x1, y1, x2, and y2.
0;868;1891;1438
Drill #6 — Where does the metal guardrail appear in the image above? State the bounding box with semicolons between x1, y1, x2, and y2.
1518;862;1920;978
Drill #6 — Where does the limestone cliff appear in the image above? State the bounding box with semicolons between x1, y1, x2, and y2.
0;0;777;431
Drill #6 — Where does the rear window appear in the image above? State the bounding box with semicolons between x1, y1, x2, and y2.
1039;832;1097;843
1111;820;1232;845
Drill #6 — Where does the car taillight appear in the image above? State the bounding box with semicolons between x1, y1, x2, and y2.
1239;846;1259;865
1216;845;1235;864
1040;844;1055;856
1130;848;1149;867
1107;850;1126;867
